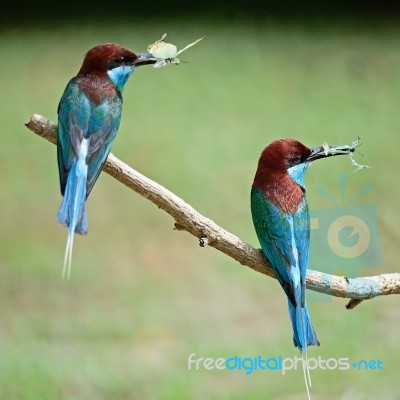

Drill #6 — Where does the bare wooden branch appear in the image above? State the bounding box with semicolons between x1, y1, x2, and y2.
25;114;400;306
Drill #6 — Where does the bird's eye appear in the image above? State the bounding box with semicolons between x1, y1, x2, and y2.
292;154;302;164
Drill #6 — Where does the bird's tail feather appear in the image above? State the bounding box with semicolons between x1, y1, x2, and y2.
288;301;319;400
301;351;311;400
288;301;320;350
56;140;89;278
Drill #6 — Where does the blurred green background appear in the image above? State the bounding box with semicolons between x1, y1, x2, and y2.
1;13;400;400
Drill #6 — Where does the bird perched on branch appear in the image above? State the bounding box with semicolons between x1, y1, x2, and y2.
251;139;347;398
56;43;157;278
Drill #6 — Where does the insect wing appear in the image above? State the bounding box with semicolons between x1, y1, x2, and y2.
175;37;204;56
154;59;169;68
149;42;178;60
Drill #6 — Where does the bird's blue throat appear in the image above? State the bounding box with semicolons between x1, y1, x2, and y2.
287;163;309;188
107;65;135;91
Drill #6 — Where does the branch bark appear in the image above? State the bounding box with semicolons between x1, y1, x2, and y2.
25;114;400;308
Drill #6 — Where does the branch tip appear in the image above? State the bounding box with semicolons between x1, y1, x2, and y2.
346;298;364;310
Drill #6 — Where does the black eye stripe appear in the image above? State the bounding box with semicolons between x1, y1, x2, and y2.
108;55;135;69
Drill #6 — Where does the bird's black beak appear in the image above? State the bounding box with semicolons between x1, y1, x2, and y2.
134;52;158;67
306;145;354;162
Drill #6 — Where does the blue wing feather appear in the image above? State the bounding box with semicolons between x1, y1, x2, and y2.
85;99;122;196
251;187;310;305
57;78;90;195
57;78;123;198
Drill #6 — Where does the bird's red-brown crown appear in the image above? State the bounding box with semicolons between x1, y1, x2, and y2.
78;43;137;75
256;139;312;174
